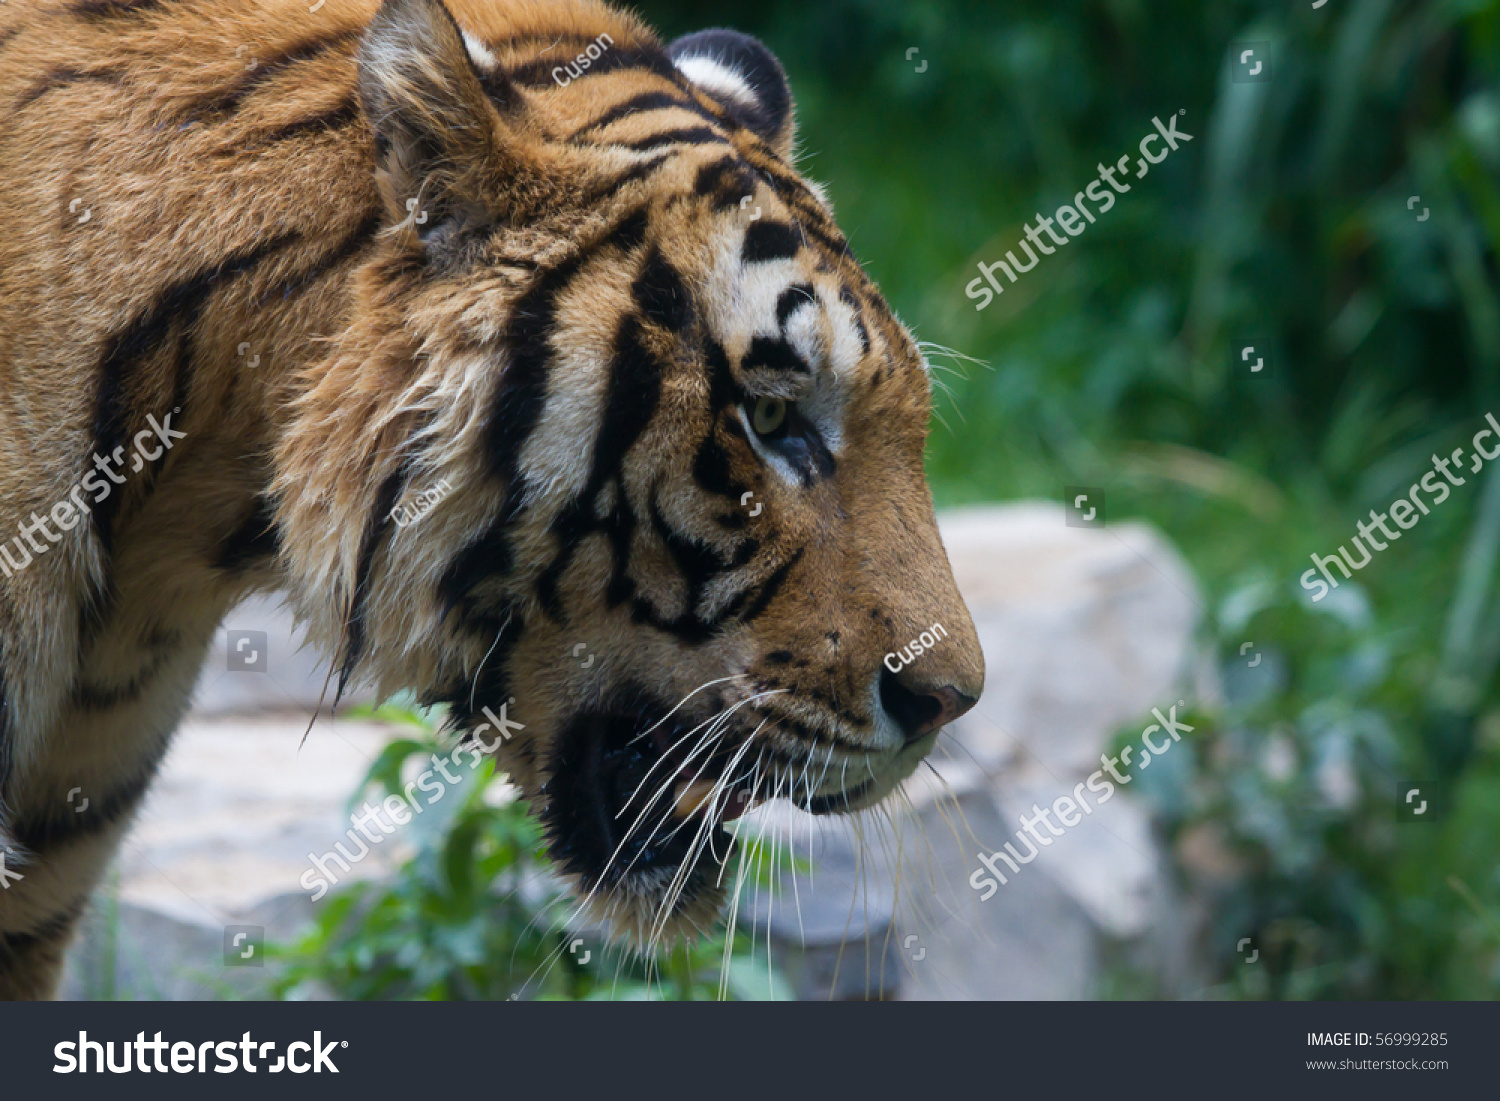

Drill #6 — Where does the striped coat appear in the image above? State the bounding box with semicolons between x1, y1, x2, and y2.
0;0;983;997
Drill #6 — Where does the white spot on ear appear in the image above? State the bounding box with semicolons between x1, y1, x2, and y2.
675;55;758;110
462;29;498;73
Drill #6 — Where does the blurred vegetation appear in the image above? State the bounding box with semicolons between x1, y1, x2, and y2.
285;0;1500;1000
271;704;791;1001
631;0;1500;998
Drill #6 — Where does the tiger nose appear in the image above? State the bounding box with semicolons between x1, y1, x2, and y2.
879;668;979;744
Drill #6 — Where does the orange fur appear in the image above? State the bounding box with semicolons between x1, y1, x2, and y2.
0;0;982;994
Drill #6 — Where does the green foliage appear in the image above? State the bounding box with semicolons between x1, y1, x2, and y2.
1118;573;1500;998
271;705;792;1001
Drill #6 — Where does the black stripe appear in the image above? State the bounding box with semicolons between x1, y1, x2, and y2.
692;156;738;195
215;496;281;571
570;90;706;138
157;325;195;494
743;160;851;255
486;205;649;479
630;487;731;645
442;207;652;614
741;546;804;623
0;27;23;56
744;335;811;375
439;515;516;625
603;487;639;609
690;341;748;503
477;66;521;113
694;155;760;213
744;154;821;203
484;266;583;483
776;284;816;328
633;247;693;333
69;0;164;15
91;232;299;553
764;189;850;256
840;286;870;356
185;29;361;121
70;645;175;711
616;126;722;152
431;601;524;730
582;152;672;204
790;215;848;259
742;220;801;264
71;621;180;717
730;536;760;568
338;470;405;699
250;96;359;148
534;311;665;618
691;443;748;520
0;898;87;959
15;67;121;111
255;209;380;307
10;737;168;853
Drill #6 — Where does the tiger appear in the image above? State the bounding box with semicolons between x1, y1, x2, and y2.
0;0;985;999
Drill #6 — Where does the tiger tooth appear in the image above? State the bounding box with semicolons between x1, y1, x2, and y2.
672;779;717;818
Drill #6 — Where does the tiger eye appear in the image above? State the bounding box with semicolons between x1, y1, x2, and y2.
752;396;787;436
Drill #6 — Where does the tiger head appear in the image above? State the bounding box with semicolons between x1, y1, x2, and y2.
274;0;983;945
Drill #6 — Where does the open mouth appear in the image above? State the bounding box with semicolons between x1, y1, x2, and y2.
534;692;889;940
538;703;765;905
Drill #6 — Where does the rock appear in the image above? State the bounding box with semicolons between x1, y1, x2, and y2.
936;502;1201;778
745;793;1099;1000
58;714;406;1000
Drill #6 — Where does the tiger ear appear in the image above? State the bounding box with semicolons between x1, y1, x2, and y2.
668;30;795;159
357;0;521;246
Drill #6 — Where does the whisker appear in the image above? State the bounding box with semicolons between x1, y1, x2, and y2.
598;690;788;907
628;673;753;747
467;611;512;714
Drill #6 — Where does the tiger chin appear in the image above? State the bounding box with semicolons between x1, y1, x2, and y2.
0;0;983;992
